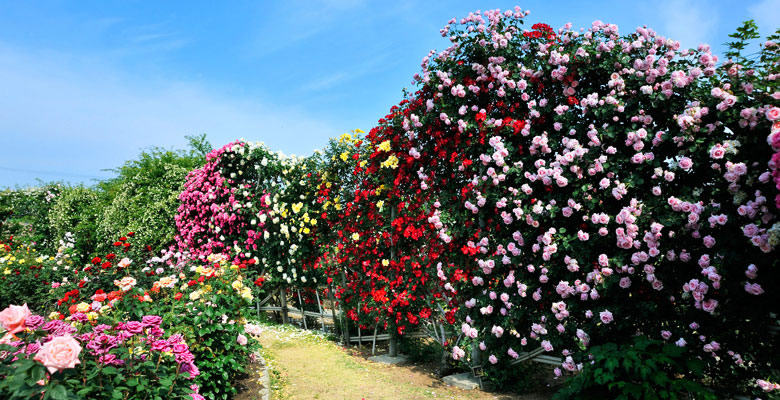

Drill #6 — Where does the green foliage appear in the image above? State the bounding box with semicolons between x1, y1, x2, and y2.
96;134;211;259
724;20;761;60
397;336;443;363
0;183;63;249
553;337;716;400
47;186;101;264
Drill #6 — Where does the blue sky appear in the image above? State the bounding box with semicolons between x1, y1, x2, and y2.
1;0;778;188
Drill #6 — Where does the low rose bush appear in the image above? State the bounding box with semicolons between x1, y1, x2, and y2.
1;230;259;400
0;304;201;399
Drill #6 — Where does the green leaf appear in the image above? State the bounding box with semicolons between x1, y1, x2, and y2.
30;366;46;382
46;384;69;400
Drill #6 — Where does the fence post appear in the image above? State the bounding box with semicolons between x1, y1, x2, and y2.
340;270;350;346
280;285;289;324
388;206;399;357
388;332;398;357
328;284;338;336
297;289;308;330
315;288;326;332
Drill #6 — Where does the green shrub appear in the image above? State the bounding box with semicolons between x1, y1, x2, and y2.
554;336;716;399
0;183;63;250
47;186;101;264
96;134;211;259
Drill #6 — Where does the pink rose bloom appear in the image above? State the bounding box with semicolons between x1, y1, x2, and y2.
701;298;719;313
34;335;82;373
757;379;780;392
0;303;31;334
744;283;764;295
710;145;725;159
117;258;132;268
619;277;631;289
114;277;137;292
236;334;248;346
702;235;716;248
488;354;498;364
745;264;758;279
678;157;693;170
599;310;613;324
766;107;780;121
452;346;465;360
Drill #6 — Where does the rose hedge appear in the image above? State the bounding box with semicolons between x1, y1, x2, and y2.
168;8;780;397
366;10;779;396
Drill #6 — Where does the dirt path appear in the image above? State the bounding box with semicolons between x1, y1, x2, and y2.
252;324;529;400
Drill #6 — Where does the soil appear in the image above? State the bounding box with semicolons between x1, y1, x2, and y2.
234;358;268;400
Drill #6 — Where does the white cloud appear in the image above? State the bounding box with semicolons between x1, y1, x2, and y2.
748;0;780;38
656;0;718;50
0;42;341;185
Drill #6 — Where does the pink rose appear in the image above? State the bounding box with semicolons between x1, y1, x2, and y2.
744;283;764;295
34;335;82;373
237;334;248;346
0;303;31;334
766;107;780;121
678;157;693;170
599;310;614;324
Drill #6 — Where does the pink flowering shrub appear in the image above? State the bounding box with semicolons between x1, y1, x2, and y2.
175;140;280;262
364;9;778;396
0;305;200;399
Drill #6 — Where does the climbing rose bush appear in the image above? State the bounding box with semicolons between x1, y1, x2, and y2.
176;140;280;262
362;8;778;396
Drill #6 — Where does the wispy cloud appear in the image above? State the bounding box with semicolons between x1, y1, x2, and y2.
302;52;390;92
748;0;780;38
131;32;178;44
0;42;342;185
655;0;718;49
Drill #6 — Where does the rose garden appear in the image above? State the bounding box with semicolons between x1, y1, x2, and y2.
1;7;779;400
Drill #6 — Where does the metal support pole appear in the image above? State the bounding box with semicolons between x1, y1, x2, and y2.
297;289;307;330
280;286;289;324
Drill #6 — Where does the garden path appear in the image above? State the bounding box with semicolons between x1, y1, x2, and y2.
251;324;551;399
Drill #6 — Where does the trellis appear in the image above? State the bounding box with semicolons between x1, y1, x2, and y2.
253;285;562;368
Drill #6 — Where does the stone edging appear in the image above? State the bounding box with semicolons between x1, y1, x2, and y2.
254;350;271;400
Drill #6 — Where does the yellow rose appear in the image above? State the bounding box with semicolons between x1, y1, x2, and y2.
380;154;399;169
291;202;303;214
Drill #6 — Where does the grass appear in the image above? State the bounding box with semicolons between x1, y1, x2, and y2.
248;321;526;400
